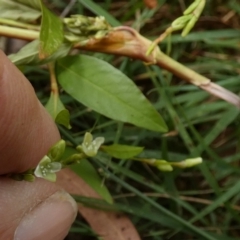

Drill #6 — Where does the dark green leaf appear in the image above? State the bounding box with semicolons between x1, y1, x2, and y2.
45;93;71;129
101;144;144;159
0;0;41;22
56;55;168;132
39;1;64;58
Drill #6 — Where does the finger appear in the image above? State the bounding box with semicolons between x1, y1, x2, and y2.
0;50;60;174
0;177;77;240
0;50;77;239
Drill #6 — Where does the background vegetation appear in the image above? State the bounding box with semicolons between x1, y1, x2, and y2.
3;0;240;239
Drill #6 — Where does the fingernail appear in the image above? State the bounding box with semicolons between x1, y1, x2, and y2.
14;190;78;240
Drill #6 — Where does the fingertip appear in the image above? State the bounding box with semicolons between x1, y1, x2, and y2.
0;50;60;174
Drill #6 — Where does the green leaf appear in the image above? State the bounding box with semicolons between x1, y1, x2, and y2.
101;144;144;159
56;55;168;132
8;40;39;65
8;40;72;66
39;1;64;58
0;0;41;22
62;147;113;204
55;110;71;129
45;93;71;129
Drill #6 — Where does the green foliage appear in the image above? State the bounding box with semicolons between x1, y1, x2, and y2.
39;0;64;58
101;144;144;159
0;0;41;22
2;0;240;239
8;40;72;65
56;55;168;132
45;93;71;129
63;147;113;204
8;40;39;64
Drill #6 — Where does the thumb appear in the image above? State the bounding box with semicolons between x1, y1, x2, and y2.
1;178;77;240
0;50;77;239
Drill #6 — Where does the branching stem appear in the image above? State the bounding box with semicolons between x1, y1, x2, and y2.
0;18;40;31
0;24;239;108
0;25;38;40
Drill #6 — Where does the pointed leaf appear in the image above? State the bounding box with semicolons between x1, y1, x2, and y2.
39;1;64;58
101;144;144;159
45;93;71;129
56;55;168;132
55;109;71;129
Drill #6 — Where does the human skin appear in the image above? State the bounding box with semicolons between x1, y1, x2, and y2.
0;50;77;240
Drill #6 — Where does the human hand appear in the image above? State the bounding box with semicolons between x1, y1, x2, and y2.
0;50;77;239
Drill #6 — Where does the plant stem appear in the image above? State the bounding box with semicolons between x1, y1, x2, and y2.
48;62;59;96
155;51;240;108
0;18;40;31
0;24;239;108
0;25;38;40
156;51;210;86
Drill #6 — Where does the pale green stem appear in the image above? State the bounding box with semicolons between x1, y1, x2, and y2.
132;158;158;165
48;62;59;96
0;24;239;108
155;51;240;108
48;63;60;124
156;50;210;86
0;25;39;40
0;18;40;31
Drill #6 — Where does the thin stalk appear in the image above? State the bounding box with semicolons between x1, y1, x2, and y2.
48;62;59;96
155;51;240;108
0;25;240;108
0;18;40;31
0;25;38;40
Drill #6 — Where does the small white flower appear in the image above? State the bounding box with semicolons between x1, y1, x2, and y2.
80;132;105;157
34;156;62;182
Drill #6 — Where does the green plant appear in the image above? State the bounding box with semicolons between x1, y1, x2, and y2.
1;0;240;239
0;0;212;182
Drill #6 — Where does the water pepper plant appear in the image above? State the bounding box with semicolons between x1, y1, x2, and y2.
1;0;238;183
10;133;202;182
